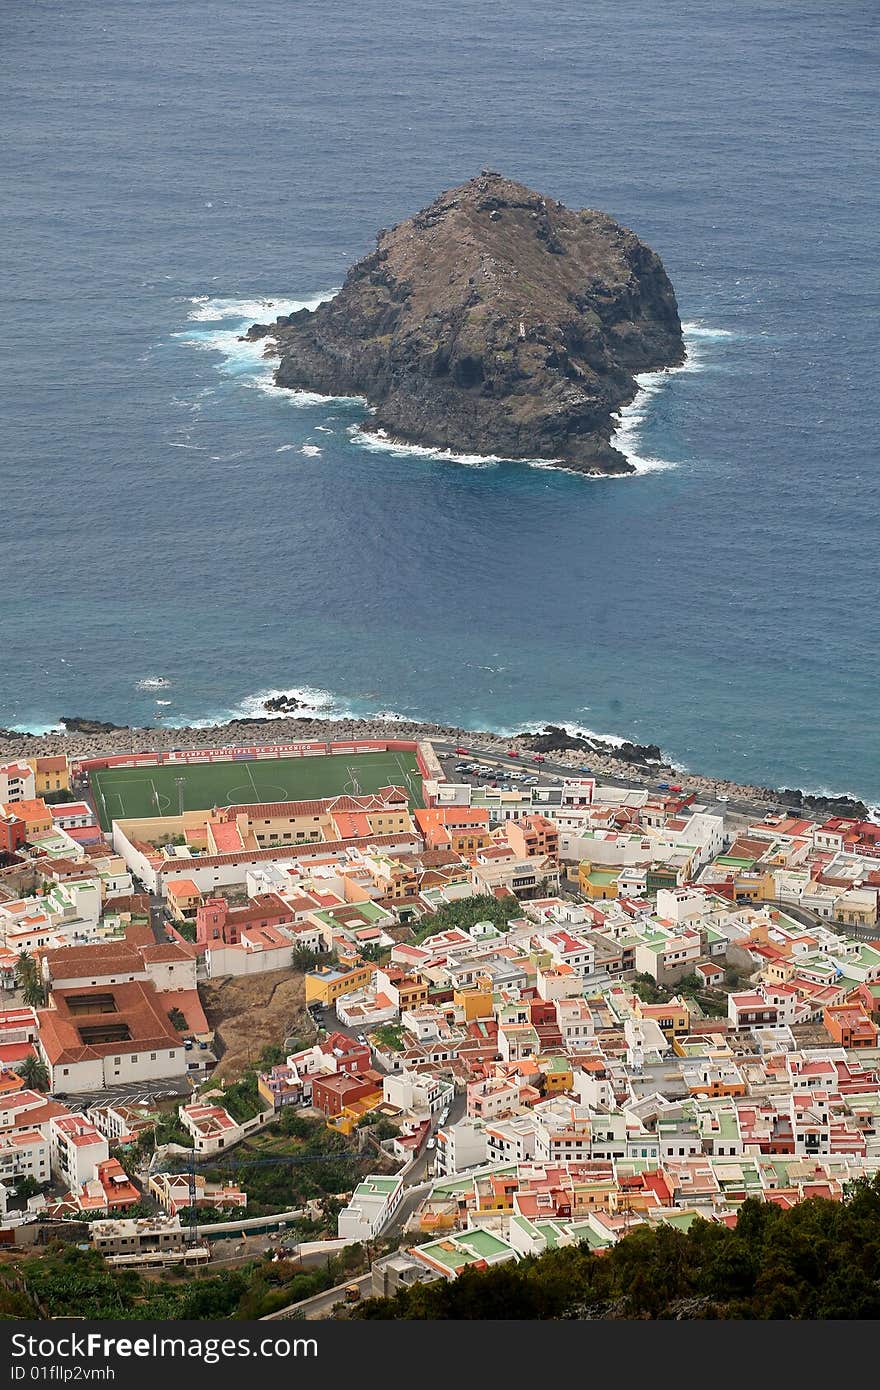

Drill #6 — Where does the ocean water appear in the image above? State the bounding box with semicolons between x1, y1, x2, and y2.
2;0;878;801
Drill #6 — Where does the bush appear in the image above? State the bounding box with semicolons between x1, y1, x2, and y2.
411;894;520;944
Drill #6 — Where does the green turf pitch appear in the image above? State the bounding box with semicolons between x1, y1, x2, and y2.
89;750;424;830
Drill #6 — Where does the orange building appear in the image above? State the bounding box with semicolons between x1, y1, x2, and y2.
165;878;204;921
414;807;492;855
0;798;52;840
505;815;559;865
823;1002;878;1049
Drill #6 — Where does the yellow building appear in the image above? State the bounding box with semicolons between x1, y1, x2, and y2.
633;995;690;1039
537;1055;574;1093
328;1089;384;1135
577;861;621;900
454;976;494;1022
304;960;374;1006
27;757;70;796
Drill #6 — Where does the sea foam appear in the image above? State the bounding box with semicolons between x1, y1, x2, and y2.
608;320;732;474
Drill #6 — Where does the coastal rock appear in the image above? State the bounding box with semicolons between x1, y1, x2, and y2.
779;787;869;821
517;724;663;765
248;174;685;474
60;716;129;735
263;694;307;714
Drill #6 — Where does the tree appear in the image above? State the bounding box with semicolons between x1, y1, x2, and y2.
15;951;46;1008
17;1054;50;1092
14;950;34;989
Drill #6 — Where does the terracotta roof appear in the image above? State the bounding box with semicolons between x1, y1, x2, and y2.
156;831;420;878
37;981;183;1064
140;943;196;964
43;942;144;982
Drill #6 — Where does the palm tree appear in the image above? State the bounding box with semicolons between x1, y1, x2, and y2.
14;950;34;990
21;974;46;1008
17;1054;50;1092
14;952;46;1007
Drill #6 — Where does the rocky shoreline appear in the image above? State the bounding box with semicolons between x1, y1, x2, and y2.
0;715;869;820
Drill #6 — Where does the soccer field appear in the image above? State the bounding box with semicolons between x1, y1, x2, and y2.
90;750;425;830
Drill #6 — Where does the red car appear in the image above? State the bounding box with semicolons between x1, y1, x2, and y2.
455;746;469;755
532;754;546;763
506;748;520;758
669;784;682;792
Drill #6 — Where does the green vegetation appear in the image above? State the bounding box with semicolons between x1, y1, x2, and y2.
15;951;47;1009
147;1112;193;1151
90;749;424;830
292;945;337;971
628;971;726;1019
194;1111;391;1216
13;1174;43;1202
173;920;197;943
17;1052;50;1092
211;1071;264;1125
411;893;520;944
357;1179;880;1319
628;972;669;1005
167;1007;187;1031
357;1114;402;1141
372;1023;405;1052
0;1243;368;1320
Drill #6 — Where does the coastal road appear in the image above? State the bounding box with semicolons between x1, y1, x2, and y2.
431;740;774;821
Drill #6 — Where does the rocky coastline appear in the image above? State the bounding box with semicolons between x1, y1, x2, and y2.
0;716;869;820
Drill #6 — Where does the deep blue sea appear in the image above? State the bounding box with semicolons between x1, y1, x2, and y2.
2;0;878;803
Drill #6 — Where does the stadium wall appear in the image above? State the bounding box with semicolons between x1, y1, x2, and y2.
75;738;433;775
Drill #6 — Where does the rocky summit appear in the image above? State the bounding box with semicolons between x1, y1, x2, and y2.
247;174;685;473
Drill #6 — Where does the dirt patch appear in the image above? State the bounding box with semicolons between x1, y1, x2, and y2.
200;968;311;1080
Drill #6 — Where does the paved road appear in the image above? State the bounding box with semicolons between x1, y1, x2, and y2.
262;1272;372;1321
51;1079;193;1108
431;740;773;820
764;898;880;943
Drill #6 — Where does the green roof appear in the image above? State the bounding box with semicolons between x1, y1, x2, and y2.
455;1229;513;1259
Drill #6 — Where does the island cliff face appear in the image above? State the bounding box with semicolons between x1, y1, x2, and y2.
247;174;685;474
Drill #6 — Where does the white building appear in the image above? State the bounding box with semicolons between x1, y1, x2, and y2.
49;1115;109;1189
383;1070;452;1119
435;1118;488;1175
0;1128;50;1187
0;762;36;805
337;1174;404;1241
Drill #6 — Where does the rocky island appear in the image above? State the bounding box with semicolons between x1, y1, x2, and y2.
246;173;685;474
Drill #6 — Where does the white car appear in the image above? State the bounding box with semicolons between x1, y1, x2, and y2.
426;1138;436;1150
